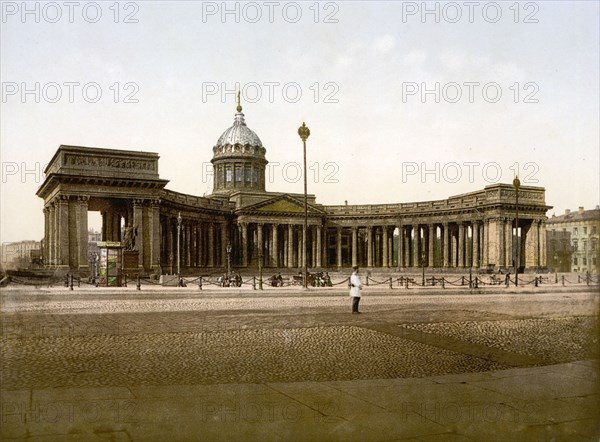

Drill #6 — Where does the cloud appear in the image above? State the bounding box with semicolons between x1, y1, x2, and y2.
374;34;396;53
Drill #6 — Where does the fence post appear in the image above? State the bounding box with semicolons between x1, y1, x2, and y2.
389;277;392;289
534;276;538;287
69;274;74;290
578;275;581;283
405;277;409;289
366;276;369;287
137;276;141;291
252;276;256;290
461;276;465;286
198;276;202;290
474;276;478;289
441;277;445;289
555;272;558;284
562;275;565;286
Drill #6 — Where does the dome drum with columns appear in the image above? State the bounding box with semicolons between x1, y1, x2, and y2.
211;93;268;194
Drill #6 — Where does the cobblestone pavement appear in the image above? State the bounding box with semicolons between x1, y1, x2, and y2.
2;288;598;389
1;287;598;441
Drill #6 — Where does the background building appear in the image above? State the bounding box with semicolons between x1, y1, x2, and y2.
547;207;600;273
1;240;41;270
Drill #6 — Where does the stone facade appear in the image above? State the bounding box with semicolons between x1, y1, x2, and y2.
546;207;600;273
37;107;552;275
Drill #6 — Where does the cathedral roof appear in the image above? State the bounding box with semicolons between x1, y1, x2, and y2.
215;94;262;148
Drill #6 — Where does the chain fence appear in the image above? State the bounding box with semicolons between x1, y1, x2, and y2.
3;270;598;292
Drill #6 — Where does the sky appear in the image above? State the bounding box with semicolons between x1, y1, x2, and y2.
1;0;599;243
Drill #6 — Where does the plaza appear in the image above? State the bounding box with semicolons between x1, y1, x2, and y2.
1;283;598;441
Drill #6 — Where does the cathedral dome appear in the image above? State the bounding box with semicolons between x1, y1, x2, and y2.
216;111;262;147
211;95;268;194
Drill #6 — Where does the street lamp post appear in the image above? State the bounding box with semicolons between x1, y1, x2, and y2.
513;176;520;286
177;212;182;278
258;247;263;290
226;242;232;277
421;250;426;286
298;122;310;289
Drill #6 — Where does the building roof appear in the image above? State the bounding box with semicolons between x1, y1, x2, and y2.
548;208;600;224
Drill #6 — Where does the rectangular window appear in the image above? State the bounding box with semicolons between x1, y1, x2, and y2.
245;169;251;182
574;257;578;265
226;169;232;182
583;227;587;235
592;227;597;235
253;170;258;183
236;168;242;182
573;227;578;236
583;258;587;265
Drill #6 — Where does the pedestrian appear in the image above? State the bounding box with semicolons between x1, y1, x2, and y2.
350;265;363;314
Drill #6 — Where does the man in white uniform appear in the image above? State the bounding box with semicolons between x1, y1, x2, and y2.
349;266;363;314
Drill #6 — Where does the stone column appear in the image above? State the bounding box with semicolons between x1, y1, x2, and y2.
505;218;513;270
271;224;278;267
166;217;173;270
428;224;435;267
77;196;89;271
288;224;294;268
132;199;144;268
221;223;228;268
412;225;420;267
197;223;203;268
382;226;389;268
336;227;342;268
322;227;328;268
397;224;403;269
296;226;304;267
404;228;411;267
43;207;50;265
482;220;489;266
351;226;358;268
366;226;373;267
48;203;56;266
539;220;547;267
525;220;540;268
56;196;70;268
257;223;263;267
240;222;248;267
208;223;214;267
473;221;480;268
458;222;465;267
316;225;322;268
498;218;506;267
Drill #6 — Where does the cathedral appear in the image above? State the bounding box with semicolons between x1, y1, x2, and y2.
37;100;550;275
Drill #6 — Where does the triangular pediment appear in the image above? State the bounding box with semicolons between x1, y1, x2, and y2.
237;194;325;215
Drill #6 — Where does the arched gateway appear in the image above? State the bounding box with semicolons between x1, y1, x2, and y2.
37;104;551;275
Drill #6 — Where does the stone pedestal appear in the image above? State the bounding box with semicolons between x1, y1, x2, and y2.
123;251;140;279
